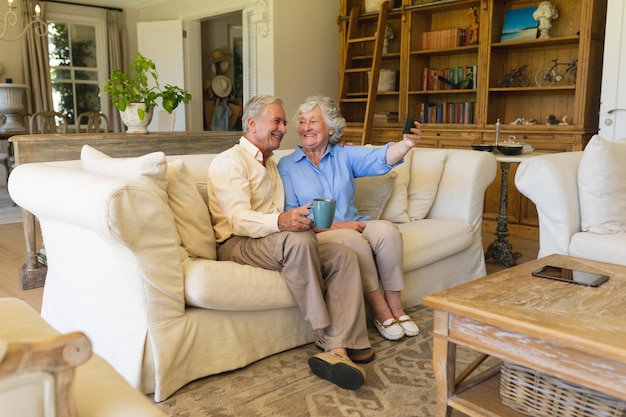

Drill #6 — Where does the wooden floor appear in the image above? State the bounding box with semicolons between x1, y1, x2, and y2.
0;220;538;313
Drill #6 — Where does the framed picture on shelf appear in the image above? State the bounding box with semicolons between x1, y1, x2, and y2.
500;7;539;42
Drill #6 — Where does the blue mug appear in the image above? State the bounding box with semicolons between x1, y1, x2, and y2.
312;198;336;229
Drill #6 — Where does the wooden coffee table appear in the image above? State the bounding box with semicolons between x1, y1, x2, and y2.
422;254;626;417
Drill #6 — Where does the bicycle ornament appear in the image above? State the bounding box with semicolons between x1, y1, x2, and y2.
535;58;577;87
499;64;530;87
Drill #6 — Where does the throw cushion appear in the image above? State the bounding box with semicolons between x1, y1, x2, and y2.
354;171;398;220
380;149;412;223
578;135;626;234
407;149;446;220
167;160;217;260
80;145;168;204
196;182;210;207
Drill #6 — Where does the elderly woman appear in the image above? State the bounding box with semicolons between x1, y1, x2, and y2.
278;95;420;342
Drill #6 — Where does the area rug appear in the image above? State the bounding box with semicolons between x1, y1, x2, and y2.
154;305;495;417
0;186;21;225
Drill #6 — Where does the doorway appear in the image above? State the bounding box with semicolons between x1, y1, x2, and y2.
199;12;244;131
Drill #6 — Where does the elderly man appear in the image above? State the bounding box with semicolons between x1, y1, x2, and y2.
207;95;372;390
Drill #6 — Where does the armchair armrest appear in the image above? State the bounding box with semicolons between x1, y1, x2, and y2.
0;332;91;417
515;151;584;257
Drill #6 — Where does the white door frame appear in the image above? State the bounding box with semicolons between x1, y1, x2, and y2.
598;0;626;140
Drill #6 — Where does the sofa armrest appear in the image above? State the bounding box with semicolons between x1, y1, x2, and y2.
428;150;497;231
9;162;186;317
515;151;583;257
9;163;186;388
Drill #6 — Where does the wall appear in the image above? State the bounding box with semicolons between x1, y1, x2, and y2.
138;0;339;148
0;0;338;148
272;0;340;148
0;0;37;84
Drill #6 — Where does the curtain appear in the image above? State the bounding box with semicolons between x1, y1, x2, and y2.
21;0;53;121
106;10;128;133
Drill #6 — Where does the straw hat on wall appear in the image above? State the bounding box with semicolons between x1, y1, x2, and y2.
211;49;232;75
211;48;232;63
210;75;233;98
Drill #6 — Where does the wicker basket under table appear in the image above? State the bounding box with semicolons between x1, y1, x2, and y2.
500;361;626;417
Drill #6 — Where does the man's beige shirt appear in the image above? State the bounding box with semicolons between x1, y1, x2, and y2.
208;137;283;242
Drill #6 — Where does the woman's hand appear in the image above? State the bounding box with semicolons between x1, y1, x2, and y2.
313;220;366;233
387;121;421;165
402;121;421;148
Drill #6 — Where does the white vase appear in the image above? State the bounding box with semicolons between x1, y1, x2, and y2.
119;103;155;134
0;83;29;132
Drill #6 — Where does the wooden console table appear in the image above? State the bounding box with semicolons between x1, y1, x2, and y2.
10;131;242;290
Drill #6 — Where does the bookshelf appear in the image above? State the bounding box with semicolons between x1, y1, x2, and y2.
337;0;608;239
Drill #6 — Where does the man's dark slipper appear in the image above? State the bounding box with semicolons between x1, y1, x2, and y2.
308;352;365;390
347;348;375;363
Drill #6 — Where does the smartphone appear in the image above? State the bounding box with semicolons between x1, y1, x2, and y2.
531;265;609;287
403;116;419;134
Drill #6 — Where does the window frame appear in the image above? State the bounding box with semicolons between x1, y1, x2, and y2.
46;9;109;129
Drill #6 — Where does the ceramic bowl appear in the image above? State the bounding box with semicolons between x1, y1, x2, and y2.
472;143;494;152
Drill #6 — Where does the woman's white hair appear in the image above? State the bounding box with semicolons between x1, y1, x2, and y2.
295;95;346;144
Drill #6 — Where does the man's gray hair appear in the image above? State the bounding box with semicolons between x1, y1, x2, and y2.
242;95;284;134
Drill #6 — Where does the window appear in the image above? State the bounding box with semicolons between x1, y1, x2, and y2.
47;12;107;127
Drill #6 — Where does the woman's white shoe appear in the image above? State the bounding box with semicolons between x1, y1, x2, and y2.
374;318;404;340
397;315;419;337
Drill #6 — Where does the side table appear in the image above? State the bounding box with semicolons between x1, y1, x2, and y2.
485;151;545;267
423;254;626;417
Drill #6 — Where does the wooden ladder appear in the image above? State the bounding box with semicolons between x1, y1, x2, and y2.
338;1;389;145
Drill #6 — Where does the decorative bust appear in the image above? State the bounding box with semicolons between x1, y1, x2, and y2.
533;1;559;39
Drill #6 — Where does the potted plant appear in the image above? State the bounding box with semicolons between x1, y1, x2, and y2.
104;52;192;133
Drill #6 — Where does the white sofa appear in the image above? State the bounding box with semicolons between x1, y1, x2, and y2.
515;135;626;265
8;144;496;401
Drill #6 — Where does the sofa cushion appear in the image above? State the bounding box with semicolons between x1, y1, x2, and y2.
354;171;397;220
570;232;626;266
407;149;446;220
167;160;217;260
578;135;626;234
183;259;297;310
380;150;412;223
196;182;210;206
397;219;473;271
80;145;168;203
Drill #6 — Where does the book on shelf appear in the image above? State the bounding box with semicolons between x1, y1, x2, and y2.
419;101;475;124
421;28;471;50
373;112;399;123
421;65;477;90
